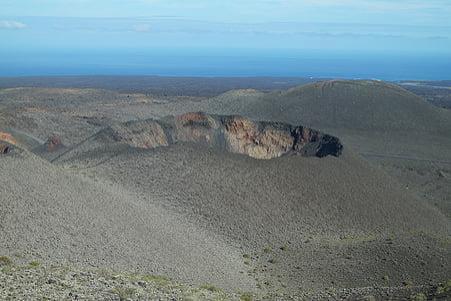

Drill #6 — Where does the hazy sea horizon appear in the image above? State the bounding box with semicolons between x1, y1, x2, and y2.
1;48;450;80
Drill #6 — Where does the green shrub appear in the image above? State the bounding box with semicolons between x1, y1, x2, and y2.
29;261;40;268
140;274;170;286
410;292;427;301
402;280;413;287
111;287;136;301
240;292;253;301
0;256;12;266
436;279;451;294
200;284;221;292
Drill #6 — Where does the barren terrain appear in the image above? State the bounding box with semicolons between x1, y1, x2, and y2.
1;77;450;300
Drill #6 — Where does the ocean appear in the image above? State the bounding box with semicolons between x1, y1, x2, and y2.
1;48;450;80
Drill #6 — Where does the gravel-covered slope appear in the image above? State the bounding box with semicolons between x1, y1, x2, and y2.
198;80;451;133
53;140;450;294
0;147;255;291
1;260;449;300
1;80;451;299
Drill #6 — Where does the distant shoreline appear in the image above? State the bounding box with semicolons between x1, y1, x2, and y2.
1;76;450;97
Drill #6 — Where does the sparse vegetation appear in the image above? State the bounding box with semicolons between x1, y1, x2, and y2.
0;256;12;266
1;261;252;300
120;273;171;287
29;261;40;268
338;234;377;244
402;280;413;287
410;292;427;301
240;292;253;301
1;78;451;301
111;287;137;301
436;279;451;295
200;284;221;292
140;274;170;286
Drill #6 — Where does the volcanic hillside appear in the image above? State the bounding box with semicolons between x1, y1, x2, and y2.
5;80;451;159
180;80;451;161
0;146;255;291
200;80;451;132
39;112;450;293
1;80;450;299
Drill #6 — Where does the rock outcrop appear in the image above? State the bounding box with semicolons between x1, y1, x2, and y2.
0;131;17;155
100;112;343;159
44;135;64;152
0;131;17;146
0;143;10;154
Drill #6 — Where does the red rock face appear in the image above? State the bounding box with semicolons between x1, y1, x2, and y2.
100;112;343;159
174;112;218;144
176;112;215;126
222;117;293;159
45;135;63;152
0;131;17;146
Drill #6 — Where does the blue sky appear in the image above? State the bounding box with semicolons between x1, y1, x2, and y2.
1;0;450;52
1;0;451;24
1;1;451;78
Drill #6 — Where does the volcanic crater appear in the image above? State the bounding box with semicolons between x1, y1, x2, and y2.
101;112;343;159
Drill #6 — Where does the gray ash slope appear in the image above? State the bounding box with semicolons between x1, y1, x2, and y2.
0;146;255;291
1;80;451;298
164;80;451;160
198;80;451;132
48;112;451;294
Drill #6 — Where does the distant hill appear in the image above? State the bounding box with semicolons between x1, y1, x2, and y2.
191;80;451;160
399;81;451;109
0;76;319;97
202;80;451;134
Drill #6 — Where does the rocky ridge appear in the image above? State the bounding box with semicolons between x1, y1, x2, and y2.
99;112;343;159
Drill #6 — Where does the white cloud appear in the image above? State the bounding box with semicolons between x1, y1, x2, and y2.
0;20;27;29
